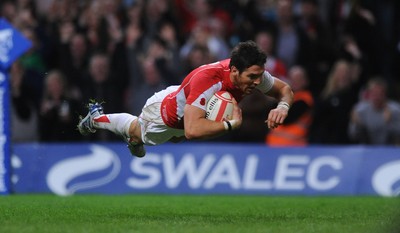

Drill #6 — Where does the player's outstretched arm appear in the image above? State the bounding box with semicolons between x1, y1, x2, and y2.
265;78;294;129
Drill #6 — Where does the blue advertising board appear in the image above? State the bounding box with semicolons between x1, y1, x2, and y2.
11;143;400;196
0;70;10;195
0;18;32;195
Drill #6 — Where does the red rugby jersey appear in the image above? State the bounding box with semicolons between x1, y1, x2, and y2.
161;59;274;128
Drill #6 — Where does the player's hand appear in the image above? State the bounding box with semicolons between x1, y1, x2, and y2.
265;106;288;129
228;98;242;130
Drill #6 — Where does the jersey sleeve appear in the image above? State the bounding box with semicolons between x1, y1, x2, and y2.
256;71;275;94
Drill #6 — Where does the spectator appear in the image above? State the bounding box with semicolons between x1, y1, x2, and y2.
174;0;233;40
255;30;288;82
10;61;39;142
81;53;125;141
58;32;90;101
125;1;143;30
349;78;400;145
145;36;180;86
1;1;17;24
295;0;335;98
275;0;301;69
39;70;82;142
142;0;179;47
157;20;182;83
179;44;213;79
78;1;111;54
19;27;47;75
309;59;361;144
83;53;124;114
9;26;46;110
177;0;232;61
128;57;168;116
266;65;314;146
180;21;230;62
13;3;38;29
342;0;381;77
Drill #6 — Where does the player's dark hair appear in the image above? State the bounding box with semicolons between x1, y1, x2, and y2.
229;40;267;73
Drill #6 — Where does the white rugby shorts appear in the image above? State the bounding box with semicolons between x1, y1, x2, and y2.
138;86;184;146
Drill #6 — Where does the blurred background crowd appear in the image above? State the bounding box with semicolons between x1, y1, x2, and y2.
3;0;400;146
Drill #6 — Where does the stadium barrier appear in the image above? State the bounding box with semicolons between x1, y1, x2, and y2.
11;142;400;196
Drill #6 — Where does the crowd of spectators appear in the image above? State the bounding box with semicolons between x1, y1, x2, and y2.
4;0;400;145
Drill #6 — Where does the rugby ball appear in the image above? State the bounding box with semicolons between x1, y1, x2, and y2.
205;91;234;121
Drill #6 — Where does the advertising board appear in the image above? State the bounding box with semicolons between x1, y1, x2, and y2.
11;143;400;196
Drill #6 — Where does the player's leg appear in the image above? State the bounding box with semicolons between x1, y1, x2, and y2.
93;113;146;157
92;113;137;140
77;102;146;157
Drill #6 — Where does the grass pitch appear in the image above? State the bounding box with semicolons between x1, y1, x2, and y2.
0;195;399;233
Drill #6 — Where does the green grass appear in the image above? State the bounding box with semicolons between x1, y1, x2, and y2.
0;195;399;233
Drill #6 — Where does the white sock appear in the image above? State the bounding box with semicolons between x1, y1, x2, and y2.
92;113;137;139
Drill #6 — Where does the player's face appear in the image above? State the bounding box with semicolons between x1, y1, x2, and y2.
232;65;264;95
